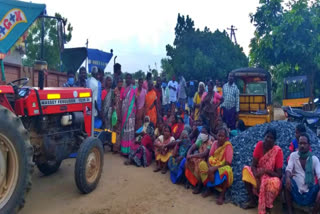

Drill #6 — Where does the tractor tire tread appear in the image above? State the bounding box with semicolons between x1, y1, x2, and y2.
0;106;33;214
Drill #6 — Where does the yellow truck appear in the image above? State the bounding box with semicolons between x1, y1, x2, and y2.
230;68;273;127
282;75;311;108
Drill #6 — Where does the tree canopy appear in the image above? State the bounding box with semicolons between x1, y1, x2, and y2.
249;0;320;100
162;14;248;81
23;13;73;71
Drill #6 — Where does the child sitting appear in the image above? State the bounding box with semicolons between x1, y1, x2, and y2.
230;119;246;138
289;123;306;153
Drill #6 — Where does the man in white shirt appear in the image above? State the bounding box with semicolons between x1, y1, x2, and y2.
87;66;102;128
285;133;320;214
161;78;169;115
178;76;187;110
168;75;178;108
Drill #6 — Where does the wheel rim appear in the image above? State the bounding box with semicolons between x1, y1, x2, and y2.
0;134;19;209
85;147;101;184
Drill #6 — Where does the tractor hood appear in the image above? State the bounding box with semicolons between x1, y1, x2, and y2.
0;0;46;54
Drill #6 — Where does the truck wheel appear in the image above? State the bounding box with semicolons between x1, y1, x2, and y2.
74;137;103;194
37;160;62;176
0;106;33;214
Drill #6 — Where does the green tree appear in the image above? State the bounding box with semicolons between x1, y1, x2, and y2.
133;70;146;80
23;13;73;71
163;14;248;82
249;0;320;100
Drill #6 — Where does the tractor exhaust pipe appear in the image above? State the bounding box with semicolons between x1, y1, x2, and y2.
34;60;47;90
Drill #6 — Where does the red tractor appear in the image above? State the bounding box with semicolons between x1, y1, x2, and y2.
0;72;104;213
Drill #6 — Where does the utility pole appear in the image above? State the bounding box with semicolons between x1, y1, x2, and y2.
227;25;238;44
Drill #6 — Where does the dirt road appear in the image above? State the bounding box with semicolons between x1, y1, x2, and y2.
20;153;261;214
19;109;287;214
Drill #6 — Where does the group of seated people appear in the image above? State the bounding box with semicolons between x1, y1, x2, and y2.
122;109;320;214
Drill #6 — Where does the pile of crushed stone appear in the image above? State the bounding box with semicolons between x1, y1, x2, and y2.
228;121;319;206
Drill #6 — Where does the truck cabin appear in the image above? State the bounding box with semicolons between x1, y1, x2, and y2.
282;75;310;108
230;68;272;115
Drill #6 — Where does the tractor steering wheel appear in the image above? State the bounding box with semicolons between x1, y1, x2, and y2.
7;78;30;93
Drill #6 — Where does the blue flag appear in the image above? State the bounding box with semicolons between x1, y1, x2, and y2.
0;0;46;54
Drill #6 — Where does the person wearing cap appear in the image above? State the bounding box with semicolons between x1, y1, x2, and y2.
87;66;102;128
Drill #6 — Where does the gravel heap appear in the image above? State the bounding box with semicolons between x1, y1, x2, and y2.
228;121;320;206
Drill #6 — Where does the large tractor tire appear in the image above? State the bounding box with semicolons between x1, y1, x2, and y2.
37;160;62;176
74;137;103;194
0;106;34;214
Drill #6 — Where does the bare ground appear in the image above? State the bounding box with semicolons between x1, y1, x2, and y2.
19;153;263;214
19;108;286;214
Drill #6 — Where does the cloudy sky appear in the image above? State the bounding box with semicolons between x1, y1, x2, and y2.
31;0;260;73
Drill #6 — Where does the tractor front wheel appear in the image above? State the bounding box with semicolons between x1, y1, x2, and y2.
74;137;103;194
0;106;33;214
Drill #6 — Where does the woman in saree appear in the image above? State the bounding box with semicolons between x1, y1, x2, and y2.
242;127;284;214
199;128;233;204
193;82;205;121
185;125;213;194
145;81;157;126
125;123;154;167
199;81;224;134
172;116;185;140
112;78;123;153
135;78;147;130
154;125;175;174
120;73;136;155
168;129;192;184
101;75;114;130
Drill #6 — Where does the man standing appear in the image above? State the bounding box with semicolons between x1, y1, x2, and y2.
187;80;196;110
178;75;187;110
285;133;320;214
168;75;178;108
63;70;76;87
98;68;105;90
161;77;169;115
112;63;122;89
87;66;102;128
75;67;87;87
221;73;239;129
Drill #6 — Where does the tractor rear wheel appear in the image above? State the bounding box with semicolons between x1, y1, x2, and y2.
0;106;33;214
37;160;62;176
74;137;103;194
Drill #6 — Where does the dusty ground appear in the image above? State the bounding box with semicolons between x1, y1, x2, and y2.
19;108;287;214
20;153;263;214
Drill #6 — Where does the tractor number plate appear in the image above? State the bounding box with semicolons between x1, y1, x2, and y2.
40;98;92;106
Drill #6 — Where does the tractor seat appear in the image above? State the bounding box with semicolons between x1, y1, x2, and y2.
293;109;320;118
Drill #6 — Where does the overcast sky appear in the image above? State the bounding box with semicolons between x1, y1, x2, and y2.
31;0;260;73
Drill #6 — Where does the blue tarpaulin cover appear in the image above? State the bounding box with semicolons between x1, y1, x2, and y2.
0;0;46;54
87;48;113;72
61;47;113;72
